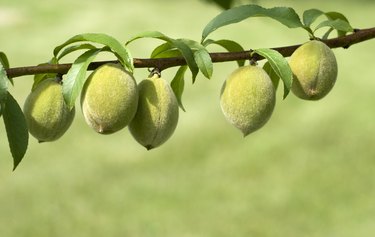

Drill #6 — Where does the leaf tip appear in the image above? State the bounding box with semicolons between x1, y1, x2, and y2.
179;105;186;112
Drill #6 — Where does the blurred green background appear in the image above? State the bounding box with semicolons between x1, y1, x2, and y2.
1;0;375;236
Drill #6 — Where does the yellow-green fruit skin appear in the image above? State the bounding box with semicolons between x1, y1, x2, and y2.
129;76;179;150
81;63;138;134
23;78;75;142
289;40;338;100
220;65;276;136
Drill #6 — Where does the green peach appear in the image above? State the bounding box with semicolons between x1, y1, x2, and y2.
23;78;75;142
220;65;276;136
81;63;138;134
129;75;179;150
289;40;338;100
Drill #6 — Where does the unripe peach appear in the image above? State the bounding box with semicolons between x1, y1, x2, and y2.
129;75;179;150
23;78;75;142
220;65;276;136
289;40;338;100
81;63;138;134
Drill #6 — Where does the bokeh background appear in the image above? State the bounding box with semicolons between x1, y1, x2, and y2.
1;0;375;236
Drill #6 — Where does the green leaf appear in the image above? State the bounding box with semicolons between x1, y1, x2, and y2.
322;28;335;40
177;38;205;51
171;66;187;111
202;4;303;41
151;43;174;58
324;12;353;37
54;33;133;72
178;39;213;79
57;43;98;61
325;11;350;23
33;72;57;91
2;92;29;170
252;48;293;99
127;31;199;81
207;0;234;9
150;39;212;80
155;49;182;58
204;39;245;67
32;58;59;91
63;48;102;109
151;43;182;58
0;52;10;69
263;61;279;89
126;30;170;45
0;63;9;103
149;38;211;81
0;52;13;85
302;9;353;38
194;49;213;79
315;19;353;34
303;9;324;27
170;40;199;82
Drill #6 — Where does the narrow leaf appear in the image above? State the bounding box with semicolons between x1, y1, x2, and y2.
57;43;98;61
54;33;133;72
202;4;303;41
63;48;102;109
0;52;10;69
32;58;59;91
127;31;198;81
315;19;353;34
263;62;279;89
204;39;245;67
304;10;353;38
303;9;324;27
209;0;234;10
178;39;213;79
0;63;9;103
171;66;187;111
153;49;182;58
1;53;13;85
126;31;172;45
33;72;57;91
322;28;335;40
150;43;182;58
325;11;350;23
178;38;206;50
324;11;353;37
150;42;184;59
151;42;176;58
194;50;213;79
3;92;29;170
253;48;293;99
172;40;199;82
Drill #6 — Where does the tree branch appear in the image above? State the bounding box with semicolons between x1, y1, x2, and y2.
5;27;375;78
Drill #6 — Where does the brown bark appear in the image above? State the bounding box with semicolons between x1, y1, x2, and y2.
5;27;375;78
